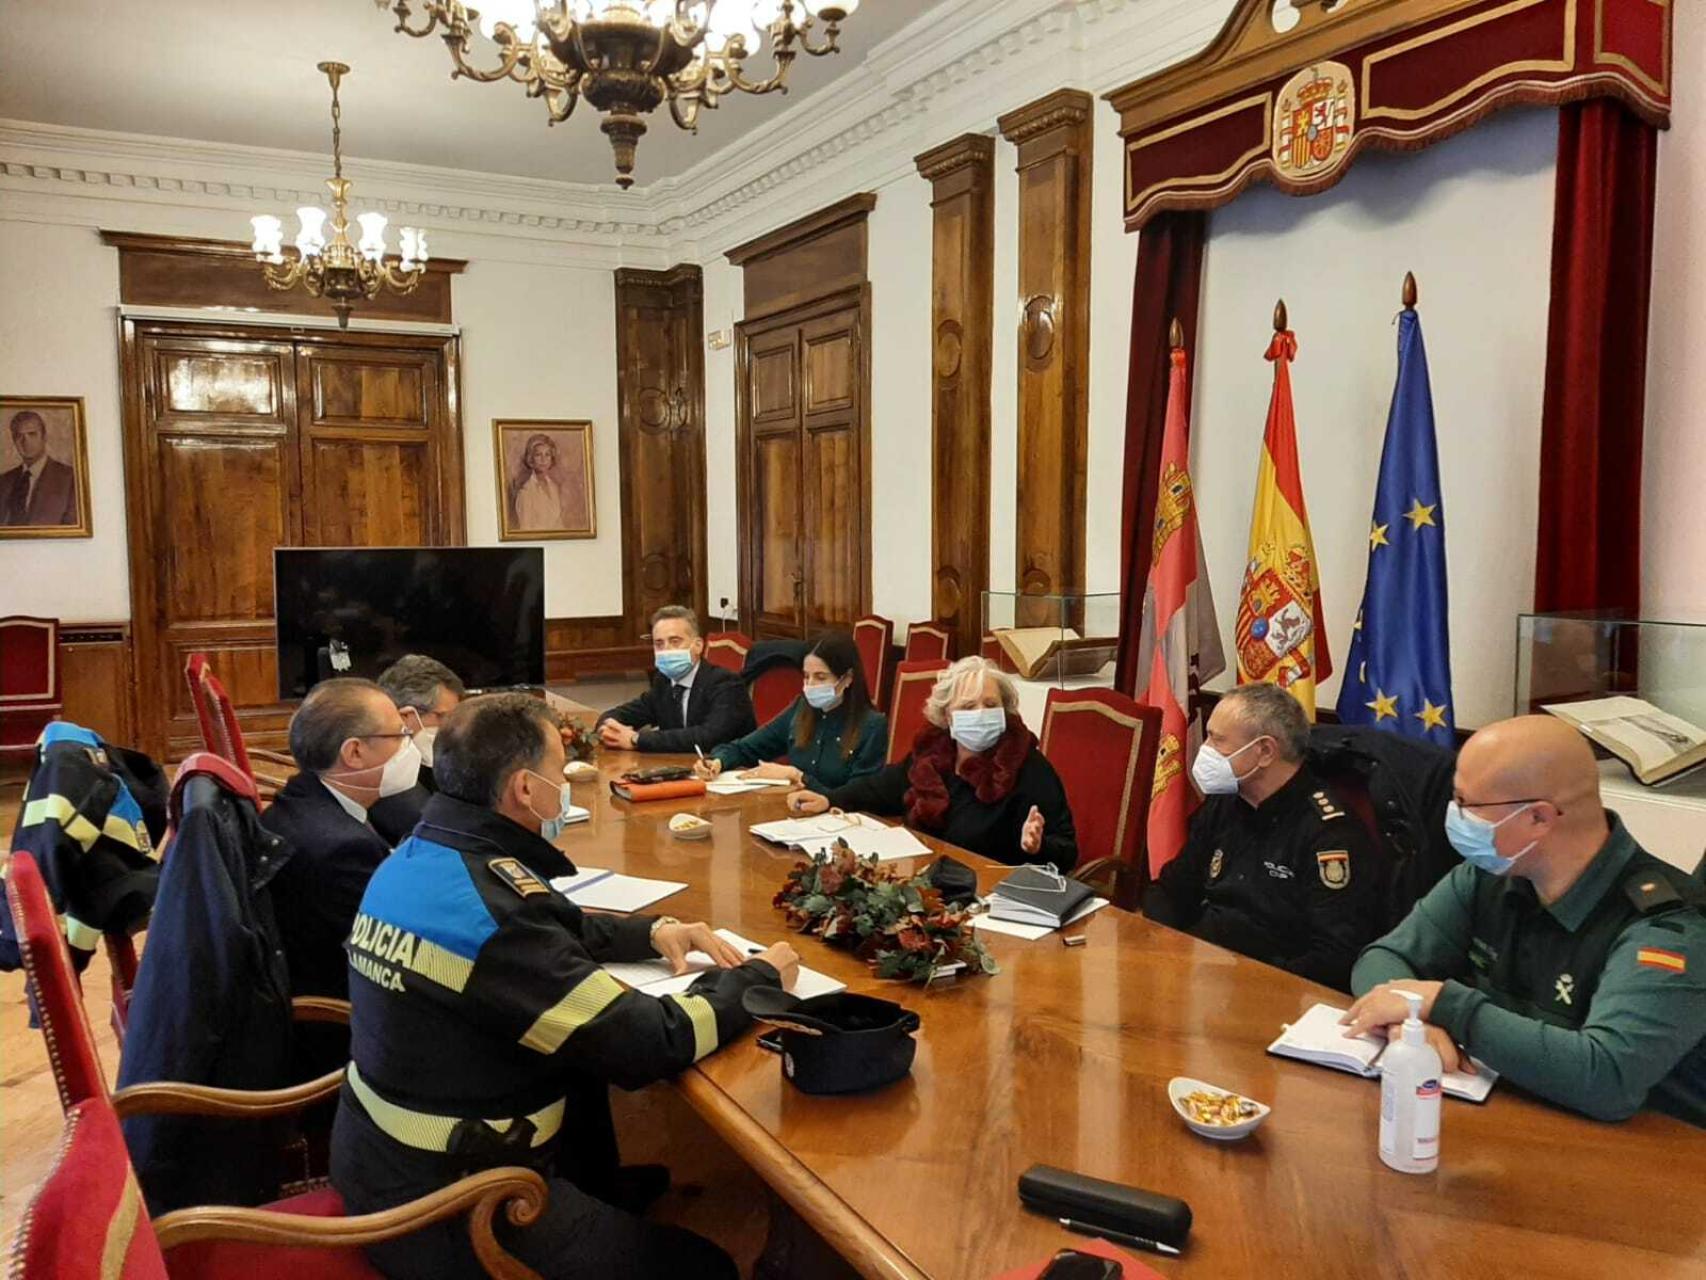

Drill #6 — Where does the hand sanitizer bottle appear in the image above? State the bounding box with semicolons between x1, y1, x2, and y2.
1379;989;1441;1174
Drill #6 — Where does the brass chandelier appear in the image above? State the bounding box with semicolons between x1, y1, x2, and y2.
377;0;860;188
249;62;429;328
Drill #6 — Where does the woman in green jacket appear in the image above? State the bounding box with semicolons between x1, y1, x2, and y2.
693;631;887;792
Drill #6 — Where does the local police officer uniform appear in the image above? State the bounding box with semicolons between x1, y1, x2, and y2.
1354;816;1706;1126
331;792;782;1279
1148;765;1380;990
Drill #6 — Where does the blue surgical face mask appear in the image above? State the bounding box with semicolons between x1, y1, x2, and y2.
804;680;842;712
655;649;694;681
950;706;1007;754
526;770;576;843
1444;800;1536;876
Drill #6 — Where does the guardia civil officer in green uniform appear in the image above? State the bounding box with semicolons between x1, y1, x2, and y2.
1146;683;1382;991
331;692;800;1279
1345;715;1706;1126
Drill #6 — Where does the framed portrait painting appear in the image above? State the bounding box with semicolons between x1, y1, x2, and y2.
0;396;92;540
493;418;597;541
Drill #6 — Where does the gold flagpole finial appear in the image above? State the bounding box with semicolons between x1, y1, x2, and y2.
1169;317;1184;348
1273;298;1288;332
1402;271;1418;309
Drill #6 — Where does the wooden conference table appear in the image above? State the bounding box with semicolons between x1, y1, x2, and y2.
554;752;1706;1280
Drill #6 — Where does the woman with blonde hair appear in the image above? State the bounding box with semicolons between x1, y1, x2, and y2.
786;655;1077;869
509;432;566;531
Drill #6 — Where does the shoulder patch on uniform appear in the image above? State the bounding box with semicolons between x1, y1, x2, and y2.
489;857;548;898
1208;849;1225;881
1625;873;1683;916
1636;946;1687;975
1317;850;1350;890
1311;790;1344;821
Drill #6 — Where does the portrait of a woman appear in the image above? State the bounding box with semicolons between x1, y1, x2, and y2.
493;419;596;540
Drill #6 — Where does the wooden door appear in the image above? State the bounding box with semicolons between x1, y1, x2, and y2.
125;327;303;758
121;320;463;758
736;289;870;642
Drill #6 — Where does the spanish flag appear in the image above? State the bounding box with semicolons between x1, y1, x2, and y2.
1235;316;1332;718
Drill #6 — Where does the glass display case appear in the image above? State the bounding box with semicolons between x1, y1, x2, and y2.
981;591;1121;685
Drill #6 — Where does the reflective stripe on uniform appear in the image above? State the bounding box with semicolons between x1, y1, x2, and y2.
518;970;626;1054
346;1063;563;1152
405;937;475;993
667;991;719;1061
20;794;148;855
63;915;102;952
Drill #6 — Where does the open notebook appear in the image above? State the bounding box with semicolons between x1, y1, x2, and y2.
549;867;687;913
602;929;846;1001
749;813;931;862
1268;1002;1498;1102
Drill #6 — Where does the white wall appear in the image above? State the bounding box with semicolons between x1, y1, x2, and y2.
0;222;129;619
1192;108;1558;728
701;255;743;626
1645;0;1706;623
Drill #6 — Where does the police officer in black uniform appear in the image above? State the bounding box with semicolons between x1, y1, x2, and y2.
331;692;799;1279
1147;683;1381;991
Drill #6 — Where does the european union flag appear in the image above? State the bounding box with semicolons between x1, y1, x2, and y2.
1336;302;1453;745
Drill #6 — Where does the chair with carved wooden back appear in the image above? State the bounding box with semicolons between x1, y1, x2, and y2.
703;630;753;675
0;615;62;759
1039;687;1163;912
903;621;954;664
852;615;893;710
887;660;949;766
184;654;293;799
7;849;548;1280
11;1092;549;1280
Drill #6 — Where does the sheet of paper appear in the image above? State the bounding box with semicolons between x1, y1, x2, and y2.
971;896;1109;941
549;866;613;896
550;872;687;913
839;824;931;862
705;775;786;795
602;929;846;1001
750;813;908;859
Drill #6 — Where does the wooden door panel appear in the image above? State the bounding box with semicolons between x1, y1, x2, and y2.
802;327;855;415
158;349;287;420
154;436;292;621
303;440;431;546
803;424;859;629
749;340;798;424
307;354;431;428
753;432;802;635
165;632;283;719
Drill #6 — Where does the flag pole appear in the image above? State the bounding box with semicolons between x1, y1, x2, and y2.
1402;271;1418;310
1273;297;1288;332
1169;317;1183;349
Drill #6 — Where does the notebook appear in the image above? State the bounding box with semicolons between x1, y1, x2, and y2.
705;773;791;795
986;865;1097;929
602;929;847;1001
972;895;1109;941
549;868;688;913
1267;1002;1499;1102
748;813;931;862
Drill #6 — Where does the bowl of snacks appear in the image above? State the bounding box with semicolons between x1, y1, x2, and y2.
1167;1077;1270;1141
667;812;713;841
563;760;599;783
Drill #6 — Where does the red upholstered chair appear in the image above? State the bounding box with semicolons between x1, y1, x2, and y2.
0;614;62;757
7;849;109;1110
852;615;893;709
703;630;753;675
748;661;802;729
980;632;1017;674
1039;687;1163;912
903;622;954;663
184;654;293;798
887;660;948;765
11;1096;549;1280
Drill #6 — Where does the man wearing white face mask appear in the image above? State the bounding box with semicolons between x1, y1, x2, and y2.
1146;683;1380;991
371;653;467;845
1346;715;1706;1126
263;677;422;1003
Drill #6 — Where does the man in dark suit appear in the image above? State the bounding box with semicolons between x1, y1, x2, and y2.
369;653;466;845
0;410;79;527
597;605;756;753
261;678;421;1001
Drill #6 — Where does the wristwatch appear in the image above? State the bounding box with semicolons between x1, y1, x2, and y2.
649;916;681;949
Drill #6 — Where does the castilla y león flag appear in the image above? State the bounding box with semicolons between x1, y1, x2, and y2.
1235;326;1332;718
1136;336;1224;877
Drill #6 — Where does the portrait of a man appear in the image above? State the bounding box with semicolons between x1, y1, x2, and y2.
0;398;91;539
493;419;596;541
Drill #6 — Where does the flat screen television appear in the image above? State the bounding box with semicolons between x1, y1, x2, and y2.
274;547;546;699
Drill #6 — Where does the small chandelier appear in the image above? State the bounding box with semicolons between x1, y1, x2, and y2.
249;62;429;328
379;0;860;189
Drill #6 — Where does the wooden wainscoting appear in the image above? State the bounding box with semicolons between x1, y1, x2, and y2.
546;616;652;681
56;622;137;747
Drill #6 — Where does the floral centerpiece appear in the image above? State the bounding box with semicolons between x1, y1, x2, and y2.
559;718;598;764
774;841;998;983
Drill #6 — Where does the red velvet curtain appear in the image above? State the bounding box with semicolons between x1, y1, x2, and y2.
1114;211;1207;695
1534;100;1658;615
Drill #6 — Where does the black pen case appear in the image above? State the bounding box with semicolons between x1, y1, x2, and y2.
1017;1164;1193;1248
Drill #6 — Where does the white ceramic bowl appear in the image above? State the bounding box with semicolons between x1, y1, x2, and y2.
1167;1077;1271;1142
668;813;713;841
563;760;599;782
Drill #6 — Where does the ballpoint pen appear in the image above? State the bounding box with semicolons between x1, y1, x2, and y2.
1058;1218;1182;1257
